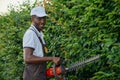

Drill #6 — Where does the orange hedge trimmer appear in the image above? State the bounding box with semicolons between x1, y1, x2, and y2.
46;55;100;80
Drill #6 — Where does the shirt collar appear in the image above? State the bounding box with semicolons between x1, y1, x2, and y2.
30;24;44;37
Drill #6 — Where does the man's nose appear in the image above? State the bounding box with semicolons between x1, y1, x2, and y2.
40;18;46;24
40;18;44;22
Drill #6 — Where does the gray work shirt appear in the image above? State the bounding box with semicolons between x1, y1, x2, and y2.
23;25;45;57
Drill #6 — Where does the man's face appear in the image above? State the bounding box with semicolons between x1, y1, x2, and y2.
32;15;46;31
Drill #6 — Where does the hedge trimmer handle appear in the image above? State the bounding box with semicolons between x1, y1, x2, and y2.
46;59;66;80
52;58;66;80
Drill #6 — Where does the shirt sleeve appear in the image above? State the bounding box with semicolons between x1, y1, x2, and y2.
23;30;35;49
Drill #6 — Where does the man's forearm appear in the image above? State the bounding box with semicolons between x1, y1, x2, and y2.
25;55;53;64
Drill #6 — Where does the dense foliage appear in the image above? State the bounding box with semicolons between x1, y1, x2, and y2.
0;0;120;80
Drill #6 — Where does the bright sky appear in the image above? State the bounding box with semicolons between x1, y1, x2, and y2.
0;0;38;15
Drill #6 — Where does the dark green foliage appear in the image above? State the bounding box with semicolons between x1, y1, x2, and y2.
0;0;120;80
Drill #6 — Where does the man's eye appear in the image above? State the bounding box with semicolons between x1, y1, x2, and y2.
37;17;40;20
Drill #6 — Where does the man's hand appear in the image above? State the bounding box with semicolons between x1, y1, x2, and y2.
52;57;60;65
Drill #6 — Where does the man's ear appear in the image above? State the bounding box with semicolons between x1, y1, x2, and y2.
31;15;35;22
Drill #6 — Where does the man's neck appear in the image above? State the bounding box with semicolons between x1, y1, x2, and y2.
32;24;41;32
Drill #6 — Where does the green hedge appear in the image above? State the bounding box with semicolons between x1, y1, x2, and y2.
0;0;120;80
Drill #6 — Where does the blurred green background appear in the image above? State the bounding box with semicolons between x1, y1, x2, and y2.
0;0;120;80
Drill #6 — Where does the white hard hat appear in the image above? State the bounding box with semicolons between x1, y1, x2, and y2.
30;7;47;17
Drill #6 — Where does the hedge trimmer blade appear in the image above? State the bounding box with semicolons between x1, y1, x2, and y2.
66;55;100;72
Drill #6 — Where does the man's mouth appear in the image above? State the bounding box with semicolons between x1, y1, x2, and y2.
39;24;44;29
40;24;44;27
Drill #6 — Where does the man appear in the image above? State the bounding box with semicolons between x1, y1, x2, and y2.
23;7;60;80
